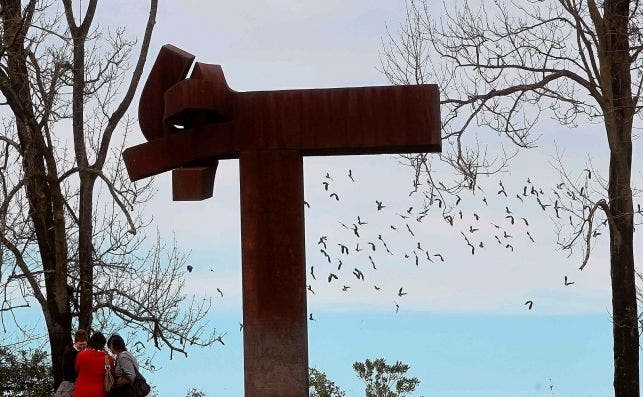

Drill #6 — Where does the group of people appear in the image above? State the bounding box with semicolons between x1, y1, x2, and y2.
55;329;148;397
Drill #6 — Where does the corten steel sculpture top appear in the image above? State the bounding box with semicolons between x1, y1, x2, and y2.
123;44;440;397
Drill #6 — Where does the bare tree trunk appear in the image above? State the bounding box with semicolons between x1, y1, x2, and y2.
596;1;637;395
78;176;96;331
1;0;72;386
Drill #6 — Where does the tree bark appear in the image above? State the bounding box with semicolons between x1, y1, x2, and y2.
0;0;72;387
601;1;639;395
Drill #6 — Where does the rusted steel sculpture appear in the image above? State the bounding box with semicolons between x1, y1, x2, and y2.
123;44;441;397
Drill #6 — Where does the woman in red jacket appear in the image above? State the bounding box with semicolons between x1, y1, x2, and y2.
73;331;115;397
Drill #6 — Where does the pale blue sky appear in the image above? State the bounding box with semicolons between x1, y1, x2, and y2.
7;1;643;396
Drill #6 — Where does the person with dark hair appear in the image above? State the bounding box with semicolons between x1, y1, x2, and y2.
73;331;115;397
107;334;143;397
55;329;88;397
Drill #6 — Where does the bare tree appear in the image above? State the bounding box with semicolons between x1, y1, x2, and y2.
381;0;640;395
0;0;217;387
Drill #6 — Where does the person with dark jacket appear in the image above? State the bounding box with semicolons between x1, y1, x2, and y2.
54;329;88;397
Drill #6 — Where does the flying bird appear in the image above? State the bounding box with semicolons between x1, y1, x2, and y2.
376;200;385;210
330;192;339;201
318;236;327;249
564;276;575;286
398;287;407;297
526;231;535;242
348;169;355;182
217;288;224;298
186;265;193;273
327;273;338;283
369;256;377;269
351;224;360;237
307;284;315;294
524;300;533;310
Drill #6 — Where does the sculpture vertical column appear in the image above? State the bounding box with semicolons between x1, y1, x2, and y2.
239;149;309;397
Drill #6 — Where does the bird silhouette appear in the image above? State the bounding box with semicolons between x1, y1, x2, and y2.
376;200;385;210
357;216;367;225
524;300;533;310
564;276;575;286
505;244;514;251
307;284;315;294
536;197;550;211
398;287;407;297
318;236;327;249
353;268;364;280
505;215;515;224
320;249;331;263
339;244;349;255
348;169;355;182
434;253;444;262
368;242;376;251
309;313;315;321
406;224;415;236
330;192;339;201
304;201;310;208
327;273;338;283
355;244;363;252
186;265;193;273
325;172;333;180
217;288;224;298
322;181;329;191
394;301;400;313
351;224;360;237
521;217;529;226
526;231;535;242
374;285;381;291
444;215;454;226
369;256;377;269
342;285;351;291
337;259;343;271
310;266;316;280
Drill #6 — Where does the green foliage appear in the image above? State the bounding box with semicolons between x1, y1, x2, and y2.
185;387;206;397
0;346;53;397
309;367;346;397
353;358;420;397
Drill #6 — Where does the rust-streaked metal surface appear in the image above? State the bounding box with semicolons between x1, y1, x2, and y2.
122;44;441;397
240;150;308;396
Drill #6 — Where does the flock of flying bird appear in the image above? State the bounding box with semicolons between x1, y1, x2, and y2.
302;166;643;318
